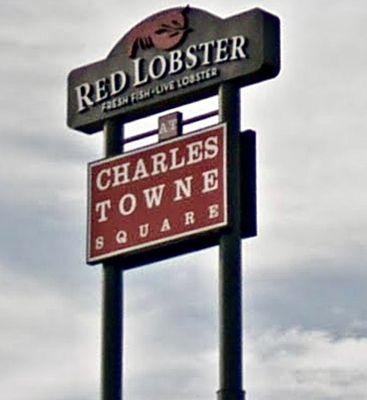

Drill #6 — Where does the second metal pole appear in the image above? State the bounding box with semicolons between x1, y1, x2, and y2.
217;82;245;400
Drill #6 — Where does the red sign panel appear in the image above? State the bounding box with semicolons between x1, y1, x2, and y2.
87;124;227;263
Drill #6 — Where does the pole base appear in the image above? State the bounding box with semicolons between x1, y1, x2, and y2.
217;389;245;400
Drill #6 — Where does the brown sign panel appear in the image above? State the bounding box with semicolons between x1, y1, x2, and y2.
87;124;227;264
68;7;280;134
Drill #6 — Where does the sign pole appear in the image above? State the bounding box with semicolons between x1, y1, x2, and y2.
102;119;124;400
67;6;279;400
217;82;245;400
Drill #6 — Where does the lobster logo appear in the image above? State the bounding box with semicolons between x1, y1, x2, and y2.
127;6;192;59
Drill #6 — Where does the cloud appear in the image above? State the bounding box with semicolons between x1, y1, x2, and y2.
0;1;366;399
246;328;367;400
245;257;367;338
123;252;219;400
0;264;100;400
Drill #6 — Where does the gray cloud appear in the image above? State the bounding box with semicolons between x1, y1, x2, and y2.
0;0;366;399
245;257;367;338
246;328;367;400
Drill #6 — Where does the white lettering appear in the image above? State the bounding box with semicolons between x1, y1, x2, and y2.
169;148;185;170
208;204;220;219
215;38;230;64
110;70;128;96
75;83;94;112
116;230;128;244
95;78;109;103
174;176;193;201
95;199;111;222
74;35;250;114
151;152;168;175
168;118;178;132
160;218;171;232
118;193;137;215
96;168;111;191
159;121;168;136
198;40;215;65
149;55;167;80
184;211;195;226
112;163;130;187
133;57;149;86
132;159;149;181
204;136;219;159
202;169;219;193
169;50;184;74
139;224;150;238
230;35;247;60
185;44;198;69
95;236;104;250
143;184;165;209
187;141;203;165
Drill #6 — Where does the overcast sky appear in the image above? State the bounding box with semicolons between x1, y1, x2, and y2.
1;1;366;399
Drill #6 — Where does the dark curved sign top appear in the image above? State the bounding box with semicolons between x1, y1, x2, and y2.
67;6;280;134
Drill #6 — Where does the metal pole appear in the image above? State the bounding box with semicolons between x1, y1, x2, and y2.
102;119;124;400
217;82;245;400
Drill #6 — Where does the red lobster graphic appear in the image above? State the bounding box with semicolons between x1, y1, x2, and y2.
126;6;192;59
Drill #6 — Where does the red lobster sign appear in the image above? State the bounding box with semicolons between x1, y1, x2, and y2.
68;7;280;134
